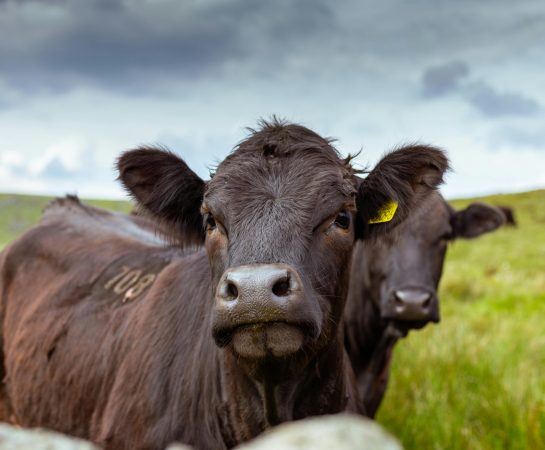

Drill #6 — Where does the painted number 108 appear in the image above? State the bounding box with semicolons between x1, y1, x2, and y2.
104;265;157;302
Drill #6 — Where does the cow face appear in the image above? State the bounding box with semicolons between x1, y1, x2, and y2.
202;131;358;365
354;192;507;333
118;120;448;374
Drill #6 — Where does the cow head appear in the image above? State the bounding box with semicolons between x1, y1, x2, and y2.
352;191;509;334
118;120;448;378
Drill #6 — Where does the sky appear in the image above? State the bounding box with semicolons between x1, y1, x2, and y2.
0;0;544;200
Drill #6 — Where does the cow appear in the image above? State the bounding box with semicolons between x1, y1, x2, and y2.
344;190;514;417
0;120;449;449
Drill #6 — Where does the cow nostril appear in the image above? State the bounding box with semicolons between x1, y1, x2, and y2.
422;296;431;309
225;282;239;301
272;278;290;297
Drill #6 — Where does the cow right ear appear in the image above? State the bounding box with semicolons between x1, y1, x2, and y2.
118;147;206;244
497;206;517;226
451;202;506;239
356;145;450;240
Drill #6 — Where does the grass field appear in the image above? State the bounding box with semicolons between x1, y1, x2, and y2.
0;193;132;248
1;190;544;449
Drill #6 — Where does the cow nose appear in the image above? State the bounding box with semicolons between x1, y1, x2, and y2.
213;263;323;355
216;264;301;304
212;264;323;359
392;288;432;321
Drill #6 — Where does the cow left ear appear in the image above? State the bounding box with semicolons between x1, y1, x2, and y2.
451;202;506;239
356;145;450;240
118;146;206;245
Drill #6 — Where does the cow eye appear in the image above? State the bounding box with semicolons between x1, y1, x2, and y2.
333;210;351;229
205;214;217;231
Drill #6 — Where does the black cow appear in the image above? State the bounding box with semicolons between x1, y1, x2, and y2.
344;190;513;416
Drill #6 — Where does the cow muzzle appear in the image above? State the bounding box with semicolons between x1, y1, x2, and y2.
382;287;439;325
212;264;321;359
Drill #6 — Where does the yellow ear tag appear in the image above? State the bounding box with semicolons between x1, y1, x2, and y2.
368;200;398;224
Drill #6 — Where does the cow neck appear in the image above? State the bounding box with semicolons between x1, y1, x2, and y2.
345;286;388;369
218;338;351;445
356;322;402;404
344;285;403;409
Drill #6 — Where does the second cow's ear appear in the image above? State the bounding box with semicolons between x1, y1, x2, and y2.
451;202;506;239
498;206;517;226
118;147;206;244
356;145;450;240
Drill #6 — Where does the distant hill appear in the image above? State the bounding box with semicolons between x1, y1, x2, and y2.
0;193;132;249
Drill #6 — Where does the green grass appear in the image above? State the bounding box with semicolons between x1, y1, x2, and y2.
377;189;545;449
0;193;131;249
1;190;544;449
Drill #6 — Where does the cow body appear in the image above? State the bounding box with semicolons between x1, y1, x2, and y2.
0;120;449;449
1;199;363;448
344;192;511;417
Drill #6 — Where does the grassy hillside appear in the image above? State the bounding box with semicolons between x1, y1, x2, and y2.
1;189;544;449
0;193;131;249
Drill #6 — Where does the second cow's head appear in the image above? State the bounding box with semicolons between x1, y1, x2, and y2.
118;120;449;374
350;192;510;333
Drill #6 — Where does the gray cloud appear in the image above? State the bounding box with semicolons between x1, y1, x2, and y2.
39;157;74;179
465;81;541;117
1;0;545;97
495;126;545;150
421;60;541;118
0;0;335;93
422;61;469;97
155;131;238;179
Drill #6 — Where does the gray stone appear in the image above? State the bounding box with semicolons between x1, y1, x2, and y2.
0;415;401;450
0;424;99;450
234;414;403;450
165;444;195;450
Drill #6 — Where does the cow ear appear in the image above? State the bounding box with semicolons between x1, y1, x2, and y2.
118;147;206;244
497;206;517;226
451;202;506;239
356;145;449;240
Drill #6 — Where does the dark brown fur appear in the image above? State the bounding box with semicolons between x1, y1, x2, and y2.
0;120;449;449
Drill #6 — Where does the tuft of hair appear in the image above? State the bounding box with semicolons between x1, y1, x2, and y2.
344;148;366;175
43;194;83;215
226;117;359;180
242;117;338;152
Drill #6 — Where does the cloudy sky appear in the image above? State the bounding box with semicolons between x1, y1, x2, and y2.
1;0;544;200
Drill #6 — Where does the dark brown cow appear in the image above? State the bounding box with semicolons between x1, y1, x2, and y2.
0;120;448;449
344;191;513;417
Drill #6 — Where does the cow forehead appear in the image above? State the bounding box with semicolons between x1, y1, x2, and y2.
369;193;450;251
398;192;451;236
204;142;356;265
205;147;356;220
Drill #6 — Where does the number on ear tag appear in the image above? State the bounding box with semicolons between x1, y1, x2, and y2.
368;200;398;224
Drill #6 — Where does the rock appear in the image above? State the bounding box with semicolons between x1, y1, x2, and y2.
165;444;195;450
0;415;401;450
0;423;99;450
234;414;403;450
